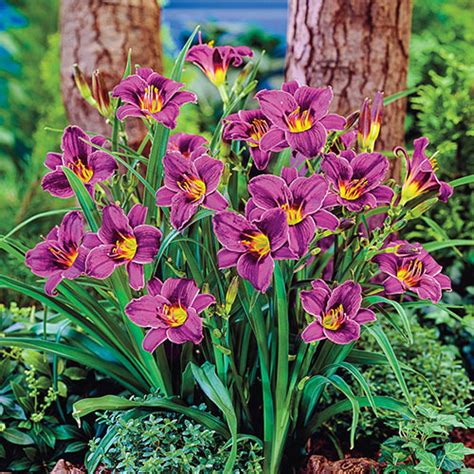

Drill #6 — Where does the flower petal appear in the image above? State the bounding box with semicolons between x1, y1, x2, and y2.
324;319;361;344
42;170;74;198
143;328;168;352
203;191;228;211
213;211;251;252
128;204;148;228
248;175;289;210
86;245;117;279
288;217;315;257
353;309;376;325
167;309;203;345
301;320;325;343
161;278;199;307
61;126;91;162
133;225;161;264
194;155;224;193
98;205;133;244
193;294;216;313
127;261;145;290
125;295;164;328
88;151;117;183
237;252;274;293
327;281;362;318
217;249;241;269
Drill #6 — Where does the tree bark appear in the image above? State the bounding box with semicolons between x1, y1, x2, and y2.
60;0;162;145
286;0;412;176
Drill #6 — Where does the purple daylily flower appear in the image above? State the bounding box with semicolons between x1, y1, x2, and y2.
86;204;161;291
399;137;453;205
301;280;376;344
167;133;208;160
156;152;228;231
223;109;273;170
112;67;197;129
25;211;90;296
125;277;215;352
256;81;346;158
213;208;290;292
42;126;117;199
374;240;451;303
321;151;394;212
246;167;339;257
186;38;253;86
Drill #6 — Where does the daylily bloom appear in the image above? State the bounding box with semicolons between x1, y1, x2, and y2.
186;37;253;86
25;211;90;296
86;204;161;290
399;137;453;205
125;277;215;352
112;67;196;129
167;133;208;160
42;126;117;199
301;280;376;344
213;208;289;292
358;92;383;152
321;151;393;212
246;168;339;257
156;152;228;230
374;240;451;303
223;109;273;170
256;81;346;158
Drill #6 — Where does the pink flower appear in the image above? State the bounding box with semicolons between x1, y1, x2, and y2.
301;280;376;344
125;277;215;352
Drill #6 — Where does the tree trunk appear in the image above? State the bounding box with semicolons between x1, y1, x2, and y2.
285;0;412;177
60;0;162;145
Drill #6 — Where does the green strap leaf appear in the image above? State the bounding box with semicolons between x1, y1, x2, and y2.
191;362;238;473
63;166;100;231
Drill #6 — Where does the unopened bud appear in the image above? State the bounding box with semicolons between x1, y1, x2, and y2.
92;69;112;118
344;111;359;131
394;243;421;257
225;276;239;314
73;64;95;106
405;197;438;219
392;219;407;231
357;92;383;152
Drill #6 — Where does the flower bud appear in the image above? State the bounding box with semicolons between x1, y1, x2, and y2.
73;64;95;106
405;197;438;219
225;276;239;314
394;243;421;257
357;92;383;152
92;69;113;118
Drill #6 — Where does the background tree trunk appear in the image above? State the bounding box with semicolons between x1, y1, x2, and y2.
60;0;162;145
285;0;412;177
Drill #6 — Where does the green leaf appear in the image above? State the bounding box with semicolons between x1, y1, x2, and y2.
73;394;228;436
364;295;413;343
444;442;474;461
0;427;34;445
302;396;413;441
450;175;474;188
366;325;412;407
414;451;439;473
384;87;418;105
62;166;100;231
0;337;142;394
191;362;238;473
423;239;474;252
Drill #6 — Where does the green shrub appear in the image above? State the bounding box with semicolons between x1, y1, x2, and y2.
323;317;473;469
0;304;95;471
89;401;263;473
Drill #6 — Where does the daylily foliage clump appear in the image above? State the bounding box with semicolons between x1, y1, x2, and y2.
2;28;467;473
